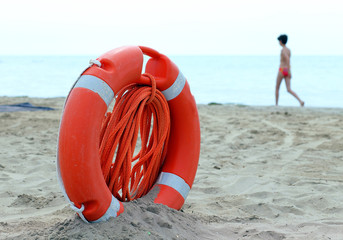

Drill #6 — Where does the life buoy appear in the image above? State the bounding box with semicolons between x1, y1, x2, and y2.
57;46;200;222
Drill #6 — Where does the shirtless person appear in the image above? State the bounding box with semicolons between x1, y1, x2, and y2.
275;34;304;106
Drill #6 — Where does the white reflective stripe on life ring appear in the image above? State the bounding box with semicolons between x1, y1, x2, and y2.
74;75;114;106
161;71;186;101
91;195;121;223
156;172;190;199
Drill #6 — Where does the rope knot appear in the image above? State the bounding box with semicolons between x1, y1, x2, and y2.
142;73;156;104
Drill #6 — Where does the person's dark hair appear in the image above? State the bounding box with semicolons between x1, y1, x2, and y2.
277;34;288;44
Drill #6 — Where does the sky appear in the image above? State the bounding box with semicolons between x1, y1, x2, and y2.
1;0;342;56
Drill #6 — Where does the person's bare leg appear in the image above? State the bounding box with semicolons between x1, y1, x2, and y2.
275;72;283;106
284;77;304;106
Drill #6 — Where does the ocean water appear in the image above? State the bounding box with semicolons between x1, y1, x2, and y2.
0;55;342;108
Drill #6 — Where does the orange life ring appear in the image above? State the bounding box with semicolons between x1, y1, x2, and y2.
57;46;200;222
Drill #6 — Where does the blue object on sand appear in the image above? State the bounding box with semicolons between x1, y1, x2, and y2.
0;102;54;112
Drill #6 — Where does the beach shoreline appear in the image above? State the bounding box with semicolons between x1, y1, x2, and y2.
1;97;342;239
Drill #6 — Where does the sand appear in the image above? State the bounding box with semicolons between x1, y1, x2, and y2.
1;96;343;240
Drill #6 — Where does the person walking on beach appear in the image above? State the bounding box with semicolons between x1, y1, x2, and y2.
275;34;304;106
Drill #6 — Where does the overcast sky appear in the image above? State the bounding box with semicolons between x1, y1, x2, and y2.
1;0;342;55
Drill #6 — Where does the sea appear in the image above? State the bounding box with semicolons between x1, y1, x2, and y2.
0;55;342;108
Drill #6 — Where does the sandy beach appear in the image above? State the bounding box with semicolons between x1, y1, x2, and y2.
1;96;342;240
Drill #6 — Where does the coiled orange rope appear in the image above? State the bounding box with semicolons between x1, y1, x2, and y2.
99;73;170;202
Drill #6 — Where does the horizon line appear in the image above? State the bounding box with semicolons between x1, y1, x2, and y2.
1;54;343;57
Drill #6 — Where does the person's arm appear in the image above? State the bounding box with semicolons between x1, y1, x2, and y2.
282;49;290;68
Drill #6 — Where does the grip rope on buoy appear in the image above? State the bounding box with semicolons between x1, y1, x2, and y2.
99;73;170;202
